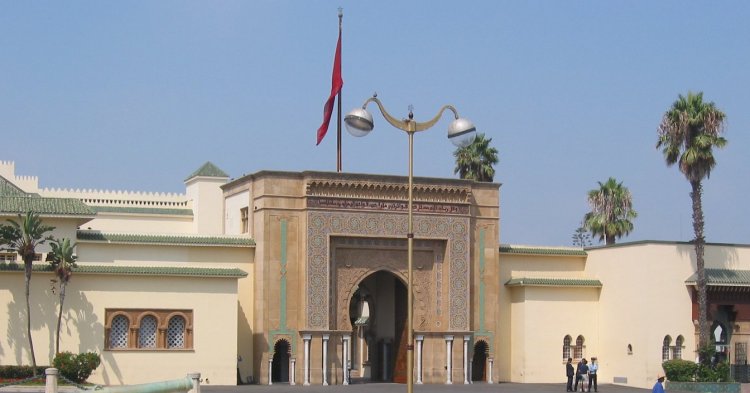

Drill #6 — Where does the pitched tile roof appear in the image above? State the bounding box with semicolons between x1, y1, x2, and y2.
499;244;587;257
90;206;193;216
1;196;95;217
685;269;750;286
77;230;255;247
0;176;28;197
185;162;229;181
0;262;247;278
505;277;602;287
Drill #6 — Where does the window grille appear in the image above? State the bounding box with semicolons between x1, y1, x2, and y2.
0;253;16;262
736;342;747;364
574;336;584;359
167;316;186;348
662;336;672;361
139;316;157;348
563;336;572;359
110;315;129;348
673;336;684;360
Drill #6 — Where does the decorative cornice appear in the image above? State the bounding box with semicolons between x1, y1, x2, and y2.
505;277;602;288
0;262;247;278
305;179;471;205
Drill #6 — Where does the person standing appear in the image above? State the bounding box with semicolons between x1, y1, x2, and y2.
652;375;666;393
574;358;589;392
588;357;598;392
566;358;574;391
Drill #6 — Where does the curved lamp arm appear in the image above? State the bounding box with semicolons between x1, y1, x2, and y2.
360;96;460;133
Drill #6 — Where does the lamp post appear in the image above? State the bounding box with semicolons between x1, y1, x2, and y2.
344;94;476;393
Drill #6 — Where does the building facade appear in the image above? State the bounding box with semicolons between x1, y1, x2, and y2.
0;160;748;389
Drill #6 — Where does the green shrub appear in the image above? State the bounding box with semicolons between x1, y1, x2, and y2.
0;365;47;379
52;352;101;383
663;359;697;382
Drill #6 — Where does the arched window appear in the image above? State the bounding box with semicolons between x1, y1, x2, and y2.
110;315;130;348
167;315;186;348
563;335;572;359
138;315;157;348
662;335;672;362
673;335;684;360
574;335;584;360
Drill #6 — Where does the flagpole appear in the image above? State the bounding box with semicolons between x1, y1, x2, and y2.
336;8;343;173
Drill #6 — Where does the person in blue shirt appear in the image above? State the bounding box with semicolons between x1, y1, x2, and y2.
652;375;666;393
588;357;599;392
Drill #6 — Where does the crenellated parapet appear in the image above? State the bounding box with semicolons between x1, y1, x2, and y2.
41;188;190;209
0;161;40;193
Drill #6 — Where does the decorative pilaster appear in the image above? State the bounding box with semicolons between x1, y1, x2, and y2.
322;334;330;385
303;334;312;386
416;335;424;384
445;335;454;384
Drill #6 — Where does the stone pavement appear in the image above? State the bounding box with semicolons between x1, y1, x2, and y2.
202;383;656;393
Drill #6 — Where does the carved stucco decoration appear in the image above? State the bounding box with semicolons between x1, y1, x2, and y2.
306;179;472;204
306;210;470;331
331;238;439;331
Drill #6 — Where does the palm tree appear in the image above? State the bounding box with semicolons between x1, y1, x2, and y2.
47;238;77;354
0;211;55;375
453;133;499;182
583;177;637;245
657;91;727;351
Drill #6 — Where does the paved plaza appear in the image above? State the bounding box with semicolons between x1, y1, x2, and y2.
202;383;659;393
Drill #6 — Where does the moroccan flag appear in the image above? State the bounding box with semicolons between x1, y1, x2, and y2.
316;29;343;145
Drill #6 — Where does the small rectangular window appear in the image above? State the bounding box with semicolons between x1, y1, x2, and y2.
240;207;249;233
0;253;17;262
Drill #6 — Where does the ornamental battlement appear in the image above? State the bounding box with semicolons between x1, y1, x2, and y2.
41;188;189;208
305;179;471;205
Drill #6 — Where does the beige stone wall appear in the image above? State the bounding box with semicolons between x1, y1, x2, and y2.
0;271;239;386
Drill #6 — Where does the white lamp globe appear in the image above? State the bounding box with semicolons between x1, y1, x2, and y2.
448;117;477;147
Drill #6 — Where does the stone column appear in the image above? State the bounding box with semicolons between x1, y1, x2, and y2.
445;335;454;384
290;358;296;386
45;368;58;393
343;334;351;385
187;372;201;393
463;335;471;384
416;335;424;384
303;334;312;386
322;334;330;386
267;357;273;385
488;357;494;384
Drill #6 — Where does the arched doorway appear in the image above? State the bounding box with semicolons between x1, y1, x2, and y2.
347;270;407;383
271;339;290;383
472;340;489;382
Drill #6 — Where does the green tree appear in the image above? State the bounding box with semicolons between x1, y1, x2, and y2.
453;133;499;182
657;91;727;350
572;222;592;247
47;238;77;354
0;211;55;374
583;177;637;245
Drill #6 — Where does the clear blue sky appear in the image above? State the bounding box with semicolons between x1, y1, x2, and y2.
2;1;748;247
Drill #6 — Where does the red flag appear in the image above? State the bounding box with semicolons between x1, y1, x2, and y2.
316;29;343;145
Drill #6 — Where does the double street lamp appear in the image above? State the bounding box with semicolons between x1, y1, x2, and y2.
344;94;476;392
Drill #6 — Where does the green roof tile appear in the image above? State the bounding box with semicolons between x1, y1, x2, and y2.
185;162;229;181
0;176;28;197
0;262;247;278
685;269;750;286
1;196;95;216
499;244;587;257
505;277;602;287
77;230;255;247
91;206;193;216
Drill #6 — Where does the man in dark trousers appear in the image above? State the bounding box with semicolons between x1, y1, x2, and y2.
566;357;574;391
588;357;599;392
